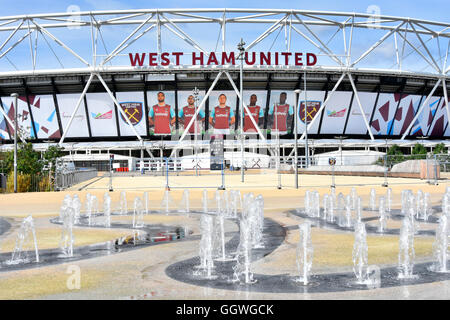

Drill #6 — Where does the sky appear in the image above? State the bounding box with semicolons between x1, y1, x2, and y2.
0;0;447;22
0;0;447;73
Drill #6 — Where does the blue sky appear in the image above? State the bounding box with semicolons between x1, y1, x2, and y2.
0;0;447;23
0;0;448;73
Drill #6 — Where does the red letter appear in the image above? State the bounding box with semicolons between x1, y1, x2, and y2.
274;52;279;65
207;52;219;65
129;53;146;66
307;53;317;66
260;52;271;65
221;52;235;65
245;52;256;65
172;52;183;65
161;52;170;66
192;52;204;65
281;52;292;65
295;53;303;66
149;53;158;66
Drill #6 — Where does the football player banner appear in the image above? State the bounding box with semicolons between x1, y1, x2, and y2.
208;91;237;135
242;92;266;134
148;91;176;135
268;92;294;135
120;102;143;126
177;93;205;135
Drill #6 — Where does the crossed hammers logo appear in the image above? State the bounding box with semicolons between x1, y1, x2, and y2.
125;108;140;123
301;104;318;122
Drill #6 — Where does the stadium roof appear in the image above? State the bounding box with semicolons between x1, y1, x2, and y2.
0;9;449;150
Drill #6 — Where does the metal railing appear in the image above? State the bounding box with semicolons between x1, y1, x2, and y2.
122;152;449;190
2;153;446;192
55;168;98;191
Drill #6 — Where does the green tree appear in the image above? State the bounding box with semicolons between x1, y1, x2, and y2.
410;143;427;159
42;145;64;169
433;143;447;155
4;142;43;174
2;144;64;192
0;152;6;174
386;144;405;164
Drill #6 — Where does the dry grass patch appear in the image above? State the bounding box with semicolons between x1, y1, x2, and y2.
1;228;130;252
0;267;106;299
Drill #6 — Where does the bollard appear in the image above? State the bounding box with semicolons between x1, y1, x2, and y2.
165;157;170;191
218;158;225;190
434;154;439;186
331;164;336;189
382;154;388;187
329;157;336;189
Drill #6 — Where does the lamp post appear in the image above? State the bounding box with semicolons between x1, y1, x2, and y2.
193;87;200;177
276;103;282;190
237;38;246;183
303;71;309;168
294;89;301;189
109;153;114;192
11;93;18;193
140;140;144;175
382;138;389;187
334;136;347;166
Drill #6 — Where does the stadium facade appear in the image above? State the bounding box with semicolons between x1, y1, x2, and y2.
0;9;449;161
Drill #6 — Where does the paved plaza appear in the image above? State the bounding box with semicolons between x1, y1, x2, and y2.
0;173;449;300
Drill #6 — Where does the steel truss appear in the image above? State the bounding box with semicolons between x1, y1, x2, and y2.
0;9;449;149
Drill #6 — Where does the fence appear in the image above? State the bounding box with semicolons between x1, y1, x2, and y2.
2;153;447;192
54;168;98;191
116;152;449;190
0;168;98;193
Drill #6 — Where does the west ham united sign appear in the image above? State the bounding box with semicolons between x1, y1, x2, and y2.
129;51;317;67
120;102;143;125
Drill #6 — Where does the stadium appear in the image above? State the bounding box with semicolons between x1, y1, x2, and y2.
1;7;450;302
0;8;448;174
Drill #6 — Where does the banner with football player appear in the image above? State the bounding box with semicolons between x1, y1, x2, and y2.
241;91;267;135
177;90;206;135
268;90;295;135
208;91;237;135
147;91;176;135
116;91;147;137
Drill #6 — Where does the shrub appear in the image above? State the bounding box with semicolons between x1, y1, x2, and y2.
4;143;43;175
38;176;52;192
433;143;447;155
6;173;32;193
409;143;427;160
386;144;404;165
